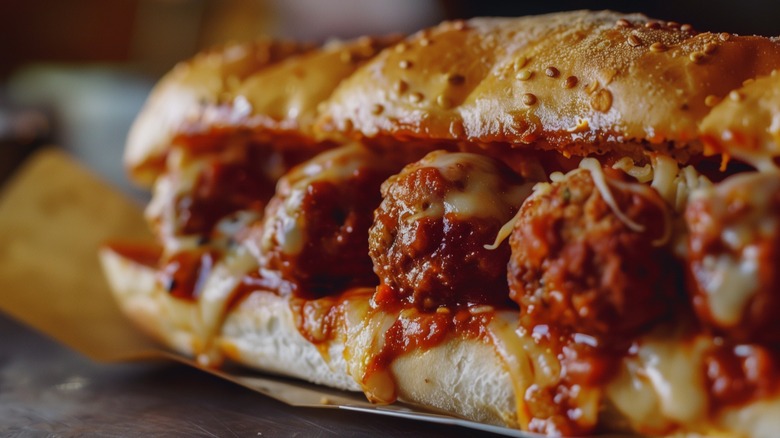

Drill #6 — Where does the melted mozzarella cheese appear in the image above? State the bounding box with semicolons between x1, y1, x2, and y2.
689;171;780;327
197;245;260;360
407;151;531;222
607;332;711;432
696;251;759;326
146;148;206;255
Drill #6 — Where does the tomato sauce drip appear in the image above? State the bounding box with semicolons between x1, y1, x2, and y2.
171;133;322;239
158;249;217;300
289;289;374;361
366;305;494;379
362;284;495;386
177;158;274;237
704;341;780;412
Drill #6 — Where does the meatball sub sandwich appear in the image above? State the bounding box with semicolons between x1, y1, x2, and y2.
100;10;780;436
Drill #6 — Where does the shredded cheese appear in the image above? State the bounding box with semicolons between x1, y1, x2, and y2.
650;155;679;204
484;182;536;250
612;157;653;183
579;158;645;232
606;177;672;246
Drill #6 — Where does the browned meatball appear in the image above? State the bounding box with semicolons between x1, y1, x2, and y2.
252;144;400;299
508;163;678;343
685;171;780;345
369;150;532;311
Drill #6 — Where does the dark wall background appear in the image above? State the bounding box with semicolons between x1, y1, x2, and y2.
444;0;780;35
1;0;777;81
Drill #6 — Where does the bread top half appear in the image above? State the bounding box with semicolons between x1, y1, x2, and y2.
125;10;780;186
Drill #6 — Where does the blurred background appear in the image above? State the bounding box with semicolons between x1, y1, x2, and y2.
2;0;779;194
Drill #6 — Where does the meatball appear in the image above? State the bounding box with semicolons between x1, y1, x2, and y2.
508;163;677;342
147;139;317;253
369;150;532;311
685;171;780;345
252;144;400;299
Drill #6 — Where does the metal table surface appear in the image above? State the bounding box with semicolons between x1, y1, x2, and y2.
0;312;504;437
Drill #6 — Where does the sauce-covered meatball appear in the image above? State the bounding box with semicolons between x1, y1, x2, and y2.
508;163;678;343
147;139;317;254
252;144;400;298
369;150;533;311
685;171;780;345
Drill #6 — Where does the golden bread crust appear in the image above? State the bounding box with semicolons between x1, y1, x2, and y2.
125;37;402;186
700;72;780;166
318;11;780;158
125;38;312;185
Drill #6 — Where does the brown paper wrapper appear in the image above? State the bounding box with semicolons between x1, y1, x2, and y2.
0;149;531;437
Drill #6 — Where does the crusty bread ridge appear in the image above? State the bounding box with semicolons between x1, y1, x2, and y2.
318;10;780;159
127;10;780;185
701;72;780;167
125;36;401;186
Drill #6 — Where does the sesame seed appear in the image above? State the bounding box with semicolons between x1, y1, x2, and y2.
585;81;599;94
704;43;718;55
399;59;412;69
394;80;408;94
591;89;613;112
469;305;494;315
420;37;431;46
627;34;642;47
394;43;407;53
436;95;452;109
666;21;681;29
689;51;706;63
410;92;424;103
616;18;632;28
743;78;755;86
681;24;694;32
522;93;537;106
516;70;533;81
645;21;661;29
729;90;744;101
563;76;578;88
370;103;384;115
704;95;720;107
650;42;668;53
339;51;354;63
545;66;560;78
452;20;467;31
514;56;529;70
719;32;731;41
447;73;465;85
